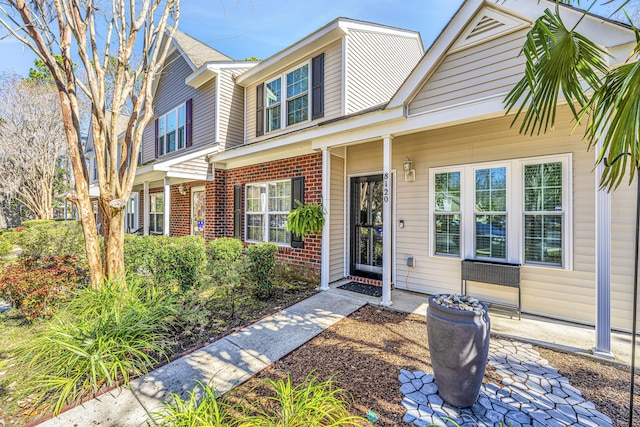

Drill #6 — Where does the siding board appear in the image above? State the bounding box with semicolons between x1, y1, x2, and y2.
343;111;624;327
409;29;528;115
329;155;345;282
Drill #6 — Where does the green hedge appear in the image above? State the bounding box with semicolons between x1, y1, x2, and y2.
18;220;87;264
246;242;278;298
124;235;206;290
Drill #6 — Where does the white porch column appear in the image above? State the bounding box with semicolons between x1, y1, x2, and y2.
143;181;150;236
320;148;331;291
163;177;171;236
594;140;614;359
381;135;393;306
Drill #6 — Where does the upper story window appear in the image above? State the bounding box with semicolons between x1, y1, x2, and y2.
155;99;192;158
256;54;324;137
158;104;186;156
430;154;571;268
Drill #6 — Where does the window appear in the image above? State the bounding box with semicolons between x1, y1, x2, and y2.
523;162;563;265
246;180;291;244
434;171;461;256
256;54;323;137
430;155;570;268
150;194;164;234
157;104;186;156
474;167;507;259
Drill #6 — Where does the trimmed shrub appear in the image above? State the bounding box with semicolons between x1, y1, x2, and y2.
18;278;177;415
0;255;87;319
206;237;243;264
18;220;86;264
21;219;56;228
245;242;278;298
124;234;158;277
154;235;206;290
124;235;206;290
0;234;12;257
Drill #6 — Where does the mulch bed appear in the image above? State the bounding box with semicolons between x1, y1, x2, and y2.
247;305;640;427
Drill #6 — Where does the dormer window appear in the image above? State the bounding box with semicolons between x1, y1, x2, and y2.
256;54;324;137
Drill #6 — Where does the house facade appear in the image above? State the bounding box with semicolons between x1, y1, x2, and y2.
90;0;638;359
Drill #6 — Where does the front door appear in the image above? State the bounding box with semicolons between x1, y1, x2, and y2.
192;187;205;236
351;175;383;279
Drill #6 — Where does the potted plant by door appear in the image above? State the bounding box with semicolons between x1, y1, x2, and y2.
426;294;490;408
286;200;325;240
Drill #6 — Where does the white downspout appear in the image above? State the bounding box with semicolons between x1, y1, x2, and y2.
381;135;393;307
143;181;150;236
163;177;171;236
594;138;614;359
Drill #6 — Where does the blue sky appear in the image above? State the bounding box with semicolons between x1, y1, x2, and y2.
0;0;465;76
0;0;628;76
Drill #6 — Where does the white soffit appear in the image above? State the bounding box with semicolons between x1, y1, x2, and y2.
449;7;531;54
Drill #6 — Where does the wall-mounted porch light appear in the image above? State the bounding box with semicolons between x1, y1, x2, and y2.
403;157;415;182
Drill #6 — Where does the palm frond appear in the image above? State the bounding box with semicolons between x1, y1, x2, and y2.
505;6;609;135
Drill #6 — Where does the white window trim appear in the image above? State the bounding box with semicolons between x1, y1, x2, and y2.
429;153;572;270
158;103;186;156
244;179;291;246
125;193;139;233
264;60;311;134
149;193;165;234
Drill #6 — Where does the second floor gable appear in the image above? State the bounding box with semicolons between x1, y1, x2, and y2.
140;31;256;167
236;18;424;146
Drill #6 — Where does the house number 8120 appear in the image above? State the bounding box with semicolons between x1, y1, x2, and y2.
383;173;389;203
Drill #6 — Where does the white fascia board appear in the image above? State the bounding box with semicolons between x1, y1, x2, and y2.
185;62;257;88
312;95;512;149
236;24;346;86
209;108;403;164
340;20;422;45
387;0;483;109
154;144;221;169
214;141;316;170
165;170;208;180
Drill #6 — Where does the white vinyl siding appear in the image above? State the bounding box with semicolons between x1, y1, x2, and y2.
346;30;423;114
218;70;245;149
347;111;600;326
408;28;528;116
329;154;345;282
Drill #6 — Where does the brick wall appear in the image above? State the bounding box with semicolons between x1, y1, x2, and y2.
156;152;322;274
220;152;323;274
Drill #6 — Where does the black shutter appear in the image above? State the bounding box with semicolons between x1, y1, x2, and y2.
154;118;159;158
311;53;324;120
256;83;264;137
290;176;304;248
233;184;242;239
185;98;193;147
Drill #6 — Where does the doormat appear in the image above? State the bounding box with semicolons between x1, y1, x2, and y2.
337;281;382;297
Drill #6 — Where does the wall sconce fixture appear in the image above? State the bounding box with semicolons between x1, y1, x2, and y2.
403;157;415;182
178;184;187;195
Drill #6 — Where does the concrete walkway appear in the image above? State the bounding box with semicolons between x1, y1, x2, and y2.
38;291;367;426
36;285;636;426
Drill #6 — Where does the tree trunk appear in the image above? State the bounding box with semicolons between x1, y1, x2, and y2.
76;194;103;289
102;205;126;282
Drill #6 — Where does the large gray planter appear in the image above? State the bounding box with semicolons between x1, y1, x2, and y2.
426;295;490;408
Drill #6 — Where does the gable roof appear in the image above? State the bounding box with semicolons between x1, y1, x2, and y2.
387;0;636;110
172;30;233;69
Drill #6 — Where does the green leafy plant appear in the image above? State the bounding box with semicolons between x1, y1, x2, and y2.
0;255;87;319
286;200;325;241
207;237;244;264
155;373;365;427
239;373;364;426
124;235;207;290
155;380;241;427
16;278;177;415
207;238;245;318
17;220;87;265
245;242;278;298
0;234;13;257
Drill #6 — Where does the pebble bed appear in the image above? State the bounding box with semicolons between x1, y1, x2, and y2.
400;339;613;427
